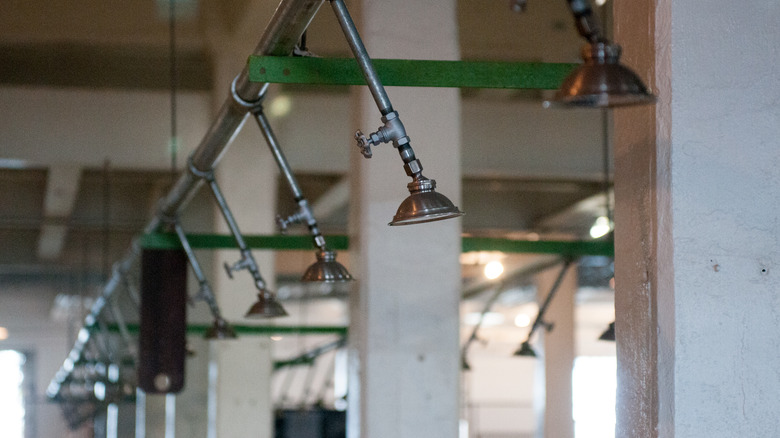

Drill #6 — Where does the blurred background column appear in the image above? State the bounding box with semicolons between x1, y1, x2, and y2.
346;0;463;437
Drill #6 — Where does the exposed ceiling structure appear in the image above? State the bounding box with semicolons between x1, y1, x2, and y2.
0;0;614;291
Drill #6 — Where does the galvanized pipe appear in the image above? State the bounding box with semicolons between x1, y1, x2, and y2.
173;222;225;320
161;0;326;216
205;174;270;292
252;110;327;251
524;258;574;343
48;0;326;399
329;0;393;115
253;110;305;201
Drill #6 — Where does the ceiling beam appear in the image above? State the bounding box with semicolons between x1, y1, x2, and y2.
37;165;81;260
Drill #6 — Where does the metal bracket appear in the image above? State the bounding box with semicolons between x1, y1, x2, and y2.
187;156;215;182
230;74;266;113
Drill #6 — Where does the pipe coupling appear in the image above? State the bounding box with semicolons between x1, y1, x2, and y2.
230;75;266;113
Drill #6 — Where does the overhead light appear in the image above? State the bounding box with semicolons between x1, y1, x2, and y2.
484;261;505;280
267;95;292;119
545;0;656;108
390;177;464;226
589;216;613;239
330;0;463;226
461;356;471;371
598;321;615;341
514;313;531;328
513;341;537;357
204;318;237;340
0;327;8;340
245;291;289;318
301;250;353;283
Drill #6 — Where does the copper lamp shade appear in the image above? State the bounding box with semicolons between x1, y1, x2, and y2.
301;250;353;283
204;317;237;340
513;341;537;357
547;42;656;108
390;178;464;226
599;321;616;341
245;292;288;318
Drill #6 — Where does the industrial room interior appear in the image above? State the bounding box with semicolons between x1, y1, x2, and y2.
1;0;778;437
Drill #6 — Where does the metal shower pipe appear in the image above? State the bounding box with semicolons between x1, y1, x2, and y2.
252;110;328;252
48;0;326;399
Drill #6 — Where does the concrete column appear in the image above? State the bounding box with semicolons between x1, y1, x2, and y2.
535;263;576;438
346;0;462;437
613;0;780;436
142;394;168;437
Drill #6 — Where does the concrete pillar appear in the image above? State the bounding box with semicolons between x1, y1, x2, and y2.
535;263;576;438
142;393;168;437
613;0;780;436
346;0;462;437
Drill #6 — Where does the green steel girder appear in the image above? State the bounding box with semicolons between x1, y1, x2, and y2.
139;233;349;251
248;56;577;89
140;233;613;257
105;323;348;336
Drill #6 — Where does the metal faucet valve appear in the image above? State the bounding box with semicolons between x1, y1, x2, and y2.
275;199;317;233
223;253;253;279
354;111;411;159
355;130;375;158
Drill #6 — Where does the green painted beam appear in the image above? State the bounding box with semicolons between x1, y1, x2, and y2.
106;323;348;336
248;56;577;90
139;233;349;250
140;232;613;256
461;238;614;257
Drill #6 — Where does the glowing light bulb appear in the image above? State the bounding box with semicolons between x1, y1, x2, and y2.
590;216;612;239
484;260;504;280
514;314;531;328
268;95;292;118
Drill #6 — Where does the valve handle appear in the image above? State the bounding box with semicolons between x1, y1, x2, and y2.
355;130;373;159
275;214;289;235
223;262;235;279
